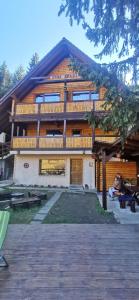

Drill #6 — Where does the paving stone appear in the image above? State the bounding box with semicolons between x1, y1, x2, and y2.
32;191;62;223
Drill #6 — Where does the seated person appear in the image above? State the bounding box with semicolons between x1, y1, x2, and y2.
108;173;123;197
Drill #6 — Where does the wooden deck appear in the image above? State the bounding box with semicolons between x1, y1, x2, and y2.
1;224;139;300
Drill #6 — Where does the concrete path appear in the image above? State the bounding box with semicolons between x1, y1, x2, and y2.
98;192;139;224
31;191;62;224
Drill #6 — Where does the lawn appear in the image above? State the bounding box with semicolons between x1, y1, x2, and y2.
43;192;117;224
8;191;54;224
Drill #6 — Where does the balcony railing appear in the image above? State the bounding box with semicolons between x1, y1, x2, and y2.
40;102;64;114
12;136;93;150
66;136;92;148
12;137;37;149
39;137;63;148
14;100;108;116
95;136;118;143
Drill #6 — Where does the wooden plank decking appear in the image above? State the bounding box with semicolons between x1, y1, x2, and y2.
1;224;139;300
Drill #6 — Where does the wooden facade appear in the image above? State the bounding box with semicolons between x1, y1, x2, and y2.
0;38;136;193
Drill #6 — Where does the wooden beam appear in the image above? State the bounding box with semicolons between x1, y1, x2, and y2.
63;119;67;148
96;158;100;192
102;150;107;210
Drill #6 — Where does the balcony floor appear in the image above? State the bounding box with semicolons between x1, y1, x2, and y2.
1;224;139;300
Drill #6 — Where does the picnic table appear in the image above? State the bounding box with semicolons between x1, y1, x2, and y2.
10;196;41;210
11;193;24;198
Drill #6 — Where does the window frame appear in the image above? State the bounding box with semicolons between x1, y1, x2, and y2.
72;90;99;101
46;129;63;137
72;129;81;136
35;93;60;103
39;159;66;176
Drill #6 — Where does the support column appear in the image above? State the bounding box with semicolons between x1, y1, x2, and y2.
63;82;67;148
96;157;100;192
37;120;40;149
63;119;67;148
102;150;107;210
64;81;67;113
17;126;19;137
136;161;139;186
11;122;14;148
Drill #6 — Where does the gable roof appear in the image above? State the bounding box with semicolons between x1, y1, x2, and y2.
0;37;98;105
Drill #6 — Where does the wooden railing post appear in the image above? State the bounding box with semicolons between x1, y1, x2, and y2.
102;150;107;210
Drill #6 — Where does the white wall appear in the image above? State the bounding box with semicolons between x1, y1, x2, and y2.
13;154;95;188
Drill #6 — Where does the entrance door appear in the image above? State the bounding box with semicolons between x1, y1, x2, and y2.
70;159;83;185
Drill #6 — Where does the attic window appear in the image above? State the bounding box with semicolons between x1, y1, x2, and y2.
73;91;99;101
35;93;60;103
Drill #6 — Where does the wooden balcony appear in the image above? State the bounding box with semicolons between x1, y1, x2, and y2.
12;137;37;149
95;136;118;143
39;137;63;148
14;100;109;117
12;136;92;150
15;104;38;115
66;101;93;112
40;102;64;114
66;137;92;148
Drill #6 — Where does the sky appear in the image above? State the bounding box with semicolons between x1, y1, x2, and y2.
0;0;105;72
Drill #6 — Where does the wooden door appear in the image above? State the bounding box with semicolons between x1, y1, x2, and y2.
70;159;83;185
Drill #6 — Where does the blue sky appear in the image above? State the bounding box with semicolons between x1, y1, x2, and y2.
0;0;119;73
0;0;104;72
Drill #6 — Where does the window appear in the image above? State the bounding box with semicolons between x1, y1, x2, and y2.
35;93;60;103
91;91;99;100
72;129;81;136
40;159;65;175
35;95;43;103
44;93;60;102
46;130;63;136
73;91;90;101
72;91;99;101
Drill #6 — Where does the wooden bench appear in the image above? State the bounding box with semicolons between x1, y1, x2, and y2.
10;197;41;210
0;211;10;267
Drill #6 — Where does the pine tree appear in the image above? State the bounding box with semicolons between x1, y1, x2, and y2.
59;0;139;143
0;62;12;98
28;52;39;71
59;0;139;84
12;65;25;85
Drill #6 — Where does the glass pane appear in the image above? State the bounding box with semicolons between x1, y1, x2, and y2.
47;130;63;136
91;92;99;100
35;96;43;103
44;93;60;102
73;91;90;101
72;129;81;136
40;160;65;175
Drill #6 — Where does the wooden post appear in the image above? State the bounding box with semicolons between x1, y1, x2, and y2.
63;119;66;148
11;122;14;149
64;81;67;113
102;150;107;210
64;82;67;149
11;98;16;116
96;158;100;192
17;126;19;137
136;161;139;186
37;120;40;149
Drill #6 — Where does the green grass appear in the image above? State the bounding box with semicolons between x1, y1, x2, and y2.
8;192;54;224
43;192;117;224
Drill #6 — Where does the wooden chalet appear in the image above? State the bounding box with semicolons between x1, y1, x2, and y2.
0;38;137;189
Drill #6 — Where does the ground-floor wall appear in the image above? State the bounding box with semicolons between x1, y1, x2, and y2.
13;154;95;188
